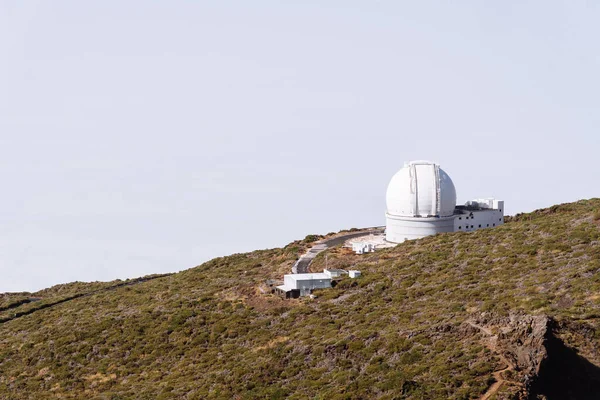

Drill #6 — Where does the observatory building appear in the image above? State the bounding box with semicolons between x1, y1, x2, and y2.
385;161;504;244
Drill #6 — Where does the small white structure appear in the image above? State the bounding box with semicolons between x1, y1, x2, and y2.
276;273;332;297
345;234;396;252
349;270;361;278
324;268;346;278
385;161;504;243
352;242;376;254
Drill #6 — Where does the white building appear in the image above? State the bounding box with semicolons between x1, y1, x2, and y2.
385;160;503;244
455;198;504;233
323;268;346;278
276;273;332;297
352;242;376;254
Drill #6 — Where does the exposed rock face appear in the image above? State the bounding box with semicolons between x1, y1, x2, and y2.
463;313;549;399
463;313;600;399
496;314;550;384
529;321;600;400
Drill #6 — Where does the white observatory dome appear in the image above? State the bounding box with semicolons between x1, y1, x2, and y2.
386;161;457;218
385;161;457;243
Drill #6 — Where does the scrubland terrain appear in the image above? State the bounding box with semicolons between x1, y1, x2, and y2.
1;199;600;399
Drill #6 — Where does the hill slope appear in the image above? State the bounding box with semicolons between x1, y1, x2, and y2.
2;200;600;399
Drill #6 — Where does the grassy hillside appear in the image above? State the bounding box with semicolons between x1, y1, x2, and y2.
1;200;600;399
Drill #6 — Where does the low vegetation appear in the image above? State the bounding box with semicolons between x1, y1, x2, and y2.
1;199;600;398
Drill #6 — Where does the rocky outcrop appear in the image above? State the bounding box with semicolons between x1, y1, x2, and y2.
463;313;600;399
529;320;600;400
463;313;549;399
496;314;550;386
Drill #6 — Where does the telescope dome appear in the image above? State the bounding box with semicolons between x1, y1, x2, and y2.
386;161;456;218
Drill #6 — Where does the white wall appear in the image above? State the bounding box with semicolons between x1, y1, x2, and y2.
454;200;504;233
284;275;331;291
284;275;296;289
386;200;505;243
385;215;456;243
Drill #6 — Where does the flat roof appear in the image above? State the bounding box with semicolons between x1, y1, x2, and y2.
454;207;501;213
285;273;331;281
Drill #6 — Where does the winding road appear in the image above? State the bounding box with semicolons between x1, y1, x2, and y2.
292;227;385;274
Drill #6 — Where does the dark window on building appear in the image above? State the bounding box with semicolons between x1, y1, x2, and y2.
487;224;489;227
493;223;496;226
459;217;462;220
458;226;462;229
471;225;474;228
499;218;502;221
479;224;481;228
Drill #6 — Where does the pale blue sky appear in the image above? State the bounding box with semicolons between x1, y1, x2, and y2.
1;1;599;292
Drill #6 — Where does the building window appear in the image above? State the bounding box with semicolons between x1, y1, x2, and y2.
458;226;462;229
499;218;502;221
478;224;481;228
459;217;462;220
493;223;496;226
487;224;489;227
471;225;474;228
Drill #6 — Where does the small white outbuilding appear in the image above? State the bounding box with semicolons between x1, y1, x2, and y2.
349;270;361;278
352;243;376;254
276;273;332;297
323;268;346;278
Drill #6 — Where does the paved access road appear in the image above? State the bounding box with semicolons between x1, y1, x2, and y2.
292;227;384;274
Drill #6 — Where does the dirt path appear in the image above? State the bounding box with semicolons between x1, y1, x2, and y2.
466;320;515;400
482;363;512;400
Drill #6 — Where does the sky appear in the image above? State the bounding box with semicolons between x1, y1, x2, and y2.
1;1;599;292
